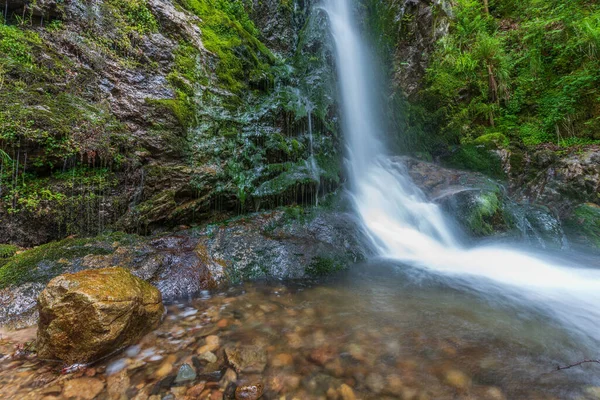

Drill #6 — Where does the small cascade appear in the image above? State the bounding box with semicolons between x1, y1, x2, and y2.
325;0;600;344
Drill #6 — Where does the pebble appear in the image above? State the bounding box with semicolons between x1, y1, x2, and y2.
63;378;104;400
271;353;293;367
107;369;130;400
235;383;264;400
338;383;356;400
198;351;218;363
366;373;385;394
186;383;206;397
154;355;177;378
444;369;471;391
174;363;197;383
106;359;130;375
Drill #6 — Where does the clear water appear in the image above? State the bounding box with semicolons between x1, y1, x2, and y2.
2;268;599;399
324;0;600;346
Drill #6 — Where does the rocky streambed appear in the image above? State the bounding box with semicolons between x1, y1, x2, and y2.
1;263;600;400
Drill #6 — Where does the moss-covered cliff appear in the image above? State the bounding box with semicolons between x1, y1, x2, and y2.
0;0;341;245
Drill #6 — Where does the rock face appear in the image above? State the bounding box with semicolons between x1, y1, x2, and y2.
510;147;600;216
0;206;370;327
399;156;567;247
37;267;164;364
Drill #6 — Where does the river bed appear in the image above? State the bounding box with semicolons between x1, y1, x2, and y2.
0;261;599;399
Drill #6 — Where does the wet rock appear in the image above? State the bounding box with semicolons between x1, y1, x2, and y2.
271;353;293;367
366;373;385;394
155;355;177;379
37;268;164;364
63;378;104;400
107;369;130;400
225;345;267;373
198;351;218;363
443;369;471;391
308;346;336;366
186;383;206;397
174;363;197;383
235;383;264;400
338;383;356;400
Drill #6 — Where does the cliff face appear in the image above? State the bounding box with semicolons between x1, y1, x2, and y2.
0;0;340;245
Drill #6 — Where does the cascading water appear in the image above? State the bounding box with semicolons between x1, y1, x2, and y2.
324;0;600;343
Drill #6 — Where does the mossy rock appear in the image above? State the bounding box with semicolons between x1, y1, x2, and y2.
563;203;600;250
37;267;164;364
0;233;138;289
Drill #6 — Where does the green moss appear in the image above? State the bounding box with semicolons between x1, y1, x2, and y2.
177;0;276;93
0;244;18;259
465;190;506;236
445;145;505;179
565;203;600;249
473;133;510;149
0;238;106;288
306;256;344;277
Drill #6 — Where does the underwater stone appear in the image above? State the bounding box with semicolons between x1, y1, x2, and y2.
174;363;197;383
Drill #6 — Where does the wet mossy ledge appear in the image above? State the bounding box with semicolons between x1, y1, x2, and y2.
0;0;342;246
0;205;369;327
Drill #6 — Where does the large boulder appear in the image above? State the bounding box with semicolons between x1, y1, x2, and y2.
36;267;164;364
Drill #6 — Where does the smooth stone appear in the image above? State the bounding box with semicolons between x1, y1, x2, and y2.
198;351;217;363
444;369;471;391
107;369;130;400
63;378;105;400
235;383;264;400
174;363;197;383
339;383;356;400
225;345;267;373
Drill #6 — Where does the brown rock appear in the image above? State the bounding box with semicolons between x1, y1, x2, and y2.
186;383;206;397
37;268;164;364
107;369;130;400
338;383;356;400
63;378;104;400
443;369;471;391
225;345;267;373
271;353;293;367
235;383;264;400
308;346;336;366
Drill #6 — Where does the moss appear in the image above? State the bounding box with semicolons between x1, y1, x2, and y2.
473;133;510;149
445;144;505;179
176;0;276;93
0;244;18;259
306;256;344;277
564;203;600;249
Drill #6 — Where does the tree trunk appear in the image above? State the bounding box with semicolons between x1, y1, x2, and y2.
483;0;490;15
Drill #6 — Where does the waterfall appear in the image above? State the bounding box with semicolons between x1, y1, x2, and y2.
324;0;600;343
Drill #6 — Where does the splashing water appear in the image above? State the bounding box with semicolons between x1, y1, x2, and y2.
324;0;600;343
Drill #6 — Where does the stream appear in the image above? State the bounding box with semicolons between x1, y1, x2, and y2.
1;262;599;399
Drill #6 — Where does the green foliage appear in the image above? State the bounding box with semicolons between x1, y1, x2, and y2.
405;0;600;160
0;244;18;259
0;24;40;67
177;0;275;92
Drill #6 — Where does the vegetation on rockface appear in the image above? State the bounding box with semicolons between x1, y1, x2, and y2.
0;0;344;245
564;203;600;249
0;232;142;289
369;0;600;175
